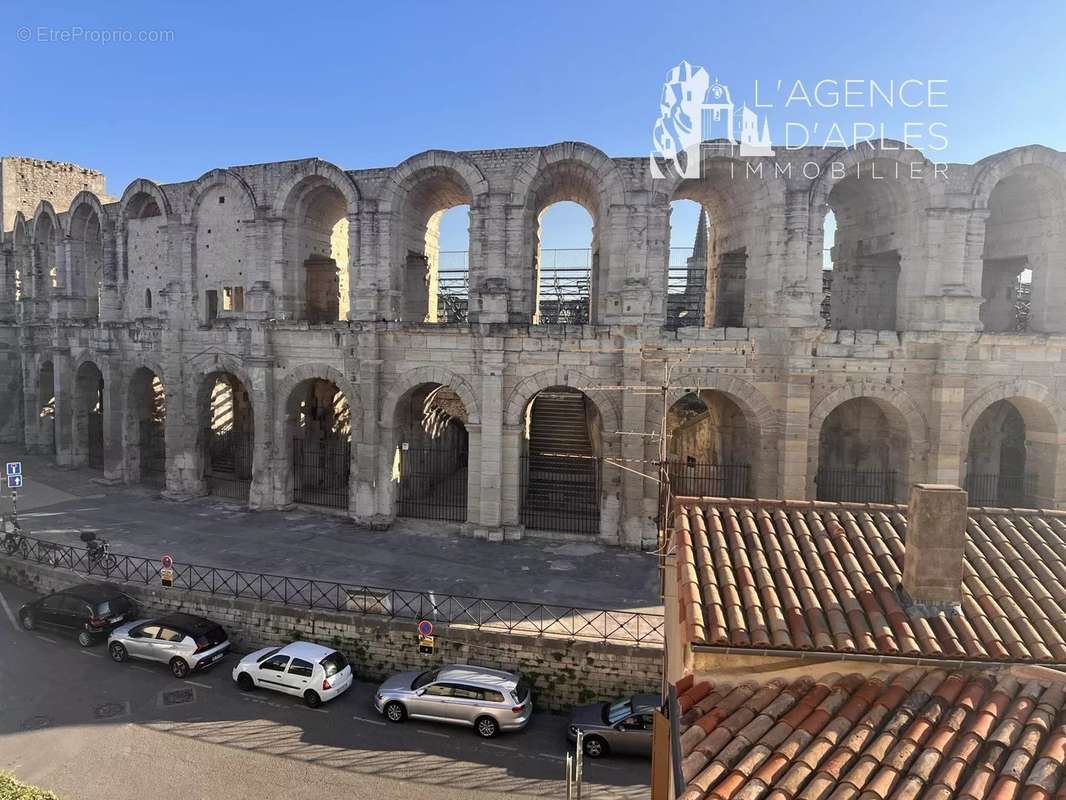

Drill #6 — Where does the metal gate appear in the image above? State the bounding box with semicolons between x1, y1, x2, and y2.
520;455;601;535
815;468;896;503
292;436;350;509
964;472;1033;507
139;420;166;485
87;413;104;470
205;429;253;501
397;444;468;521
668;462;750;498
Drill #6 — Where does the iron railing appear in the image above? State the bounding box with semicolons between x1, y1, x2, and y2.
0;533;663;645
397;444;468;522
139;420;166;485
205;429;253;501
437;250;469;324
666;246;706;329
964;472;1035;507
536;248;591;325
520;455;601;535
292;436;351;509
668;462;750;498
816;468;897;504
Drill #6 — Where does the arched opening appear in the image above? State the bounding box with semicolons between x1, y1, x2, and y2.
666;199;708;328
823;160;912;331
11;217;29;306
199;373;254;501
964;398;1058;507
393;382;469;521
286;379;351;509
144;289;152;310
816;397;908;502
396;170;472;323
37;361;56;455
980;165;1066;333
33;214;58;308
289;183;349;323
533;202;594;325
435;205;471;323
74;362;104;470
68;204;103;318
666;391;751;497
123;190;166;311
194;183;253;326
127;368;166;485
520;386;602;534
820;210;837;327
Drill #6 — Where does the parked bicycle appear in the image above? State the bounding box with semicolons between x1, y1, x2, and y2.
80;531;118;571
1;514;27;557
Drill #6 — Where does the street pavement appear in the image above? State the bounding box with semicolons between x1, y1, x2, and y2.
0;580;650;800
1;452;661;613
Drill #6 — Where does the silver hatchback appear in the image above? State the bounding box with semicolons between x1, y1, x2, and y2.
108;613;230;677
374;664;533;738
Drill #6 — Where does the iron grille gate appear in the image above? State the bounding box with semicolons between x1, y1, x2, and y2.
204;429;253;502
964;472;1033;507
668;462;750;498
292;436;351;510
816;468;897;503
139;420;166;484
520;455;601;535
397;444;468;521
87;412;104;469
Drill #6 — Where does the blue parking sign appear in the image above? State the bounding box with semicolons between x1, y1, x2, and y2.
5;462;20;477
7;475;22;489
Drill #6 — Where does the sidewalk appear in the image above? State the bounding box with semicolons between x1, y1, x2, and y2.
1;452;662;613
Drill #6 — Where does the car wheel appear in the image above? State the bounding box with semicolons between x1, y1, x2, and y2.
19;611;34;631
170;657;190;678
109;642;128;662
236;672;254;691
384;701;406;723
304;690;322;709
583;735;609;758
475;716;500;739
77;630;94;648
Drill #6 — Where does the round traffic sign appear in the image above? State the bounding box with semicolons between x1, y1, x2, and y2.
161;554;174;570
417;620;433;637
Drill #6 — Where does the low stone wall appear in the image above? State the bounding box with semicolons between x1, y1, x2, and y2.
0;557;663;711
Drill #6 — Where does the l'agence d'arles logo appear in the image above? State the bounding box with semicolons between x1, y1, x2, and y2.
651;60;950;181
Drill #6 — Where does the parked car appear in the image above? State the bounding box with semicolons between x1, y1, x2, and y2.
374;664;532;738
567;693;660;757
232;642;352;708
18;583;137;647
107;612;230;677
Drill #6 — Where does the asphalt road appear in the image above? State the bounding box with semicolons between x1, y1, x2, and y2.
0;581;649;800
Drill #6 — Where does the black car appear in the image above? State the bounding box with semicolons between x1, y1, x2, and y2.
18;583;138;647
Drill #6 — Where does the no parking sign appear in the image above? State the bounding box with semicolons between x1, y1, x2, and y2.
161;554;174;588
417;620;434;654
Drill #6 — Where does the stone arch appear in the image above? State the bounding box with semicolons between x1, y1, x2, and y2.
510;142;627;213
274;363;363;443
125;361;167;485
66;192;105;316
272;159;361;217
34;358;57;455
504;367;621;436
960;381;1065;508
970;146;1066;211
382;365;481;428
194;357;256;502
71;358;105;468
10;212;28;302
186;168;258;220
808;382;929;501
119;178;171;222
379;150;488;212
64;191;107;237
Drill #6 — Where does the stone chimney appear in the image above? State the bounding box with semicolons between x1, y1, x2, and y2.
901;483;968;615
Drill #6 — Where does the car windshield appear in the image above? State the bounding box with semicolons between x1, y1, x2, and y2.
320;652;348;678
195;625;226;648
513;678;531;704
411;669;440;690
95;596;129;617
604;698;633;725
257;648;281;663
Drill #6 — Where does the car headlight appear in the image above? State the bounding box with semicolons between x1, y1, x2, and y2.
569;725;579;735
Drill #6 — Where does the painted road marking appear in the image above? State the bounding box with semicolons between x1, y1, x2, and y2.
352;715;386;726
184;680;212;689
0;591;18;631
79;649;104;657
538;753;565;761
131;666;154;673
35;635;58;644
416;728;449;738
484;742;517;751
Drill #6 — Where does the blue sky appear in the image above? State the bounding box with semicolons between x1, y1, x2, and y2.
6;1;1065;250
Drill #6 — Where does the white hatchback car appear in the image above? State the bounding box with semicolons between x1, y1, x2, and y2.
232;641;353;707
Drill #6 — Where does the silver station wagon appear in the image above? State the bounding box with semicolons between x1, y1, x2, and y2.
374;664;533;738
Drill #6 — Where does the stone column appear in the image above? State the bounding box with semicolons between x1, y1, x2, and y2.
476;343;504;537
470;193;508;324
245;357;275;511
782;368;813;499
353;331;386;525
160;347;204;501
52;350;74;466
500;422;524;534
928;371;967;487
619;343;652;548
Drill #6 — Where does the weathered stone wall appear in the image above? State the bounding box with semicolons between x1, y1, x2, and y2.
0;556;663;711
0;156;109;232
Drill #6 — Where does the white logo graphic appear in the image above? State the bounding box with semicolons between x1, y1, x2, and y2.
651;61;773;179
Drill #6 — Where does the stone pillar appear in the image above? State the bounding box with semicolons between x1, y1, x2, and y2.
470;194;508;324
901;483;967;611
500;423;524;533
781;368;813;500
20;354;38;453
101;359;125;482
353;332;386;525
161;349;204;501
928;372;967;486
476;344;504;536
620;344;652;548
52;350;74;466
245;358;275;511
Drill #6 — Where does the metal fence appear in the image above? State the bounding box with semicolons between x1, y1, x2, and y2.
964;472;1035;507
1;533;663;645
437;250;469;324
668;462;750;498
520;455;601;535
205;429;253;501
292;436;351;509
139;420;166;485
397;445;468;522
666;246;706;329
815;468;897;503
537;249;591;325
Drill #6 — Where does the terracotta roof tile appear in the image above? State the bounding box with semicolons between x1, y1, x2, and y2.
675;500;1066;663
677;671;1066;800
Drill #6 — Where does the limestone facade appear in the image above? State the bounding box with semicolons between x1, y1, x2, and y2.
2;141;1065;548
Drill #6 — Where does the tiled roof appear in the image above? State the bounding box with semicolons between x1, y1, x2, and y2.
674;499;1066;663
675;668;1066;800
